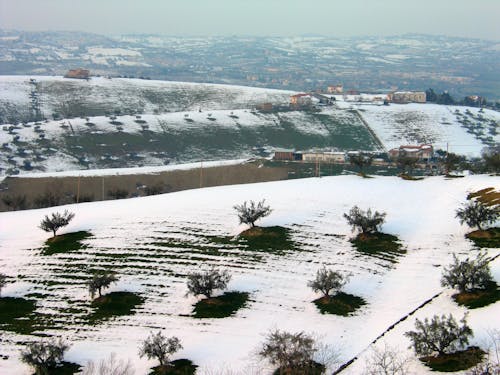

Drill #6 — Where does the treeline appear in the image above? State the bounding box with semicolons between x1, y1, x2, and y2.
426;88;500;109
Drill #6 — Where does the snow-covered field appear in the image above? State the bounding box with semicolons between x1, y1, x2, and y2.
0;174;498;374
350;103;499;156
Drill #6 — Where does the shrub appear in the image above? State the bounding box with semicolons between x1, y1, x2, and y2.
139;331;182;367
259;329;320;373
233;199;272;227
186;268;231;299
308;268;348;298
39;210;75;237
344;206;386;235
1;194;28;210
34;190;61;208
107;188;129;199
0;273;6;297
405;314;473;357
441;253;492;293
20;338;70;375
456;201;498;231
88;271;118;299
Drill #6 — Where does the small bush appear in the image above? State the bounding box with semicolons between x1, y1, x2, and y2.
1;194;28;210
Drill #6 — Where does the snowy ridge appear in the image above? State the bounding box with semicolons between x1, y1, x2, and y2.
0;174;498;374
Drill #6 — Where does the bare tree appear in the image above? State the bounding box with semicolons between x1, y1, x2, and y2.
363;343;410;375
233;199;272;228
81;353;135;375
88;271;118;299
186;268;231;299
467;329;499;375
138;331;182;367
39;210;75;237
308;268;348;298
20;338;70;375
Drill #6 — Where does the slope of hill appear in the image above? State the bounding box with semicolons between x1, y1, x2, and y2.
0;76;498;177
0;174;498;374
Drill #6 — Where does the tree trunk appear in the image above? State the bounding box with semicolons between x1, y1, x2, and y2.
52;229;57;237
98;287;102;297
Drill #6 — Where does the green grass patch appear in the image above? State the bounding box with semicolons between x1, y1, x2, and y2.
149;359;197;375
0;297;37;334
312;293;366;316
466;228;500;248
192;291;249;318
42;231;92;255
272;361;326;375
350;232;405;262
453;281;500;309
420;346;484;372
237;226;297;253
89;291;144;322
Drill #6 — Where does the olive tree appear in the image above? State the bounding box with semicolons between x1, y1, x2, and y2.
39;210;75;237
88;271;118;299
441;253;492;293
80;353;134;375
349;153;373;175
186;268;231;299
0;273;6;297
456;201;498;231
139;331;182;367
308;268;348;298
404;314;473;357
344;206;386;235
20;338;70;375
259;329;320;373
233;199;272;227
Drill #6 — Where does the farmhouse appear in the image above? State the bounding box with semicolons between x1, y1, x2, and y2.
273;149;296;161
389;144;433;161
290;93;313;107
327;84;343;94
302;152;345;163
390;91;426;104
64;68;90;79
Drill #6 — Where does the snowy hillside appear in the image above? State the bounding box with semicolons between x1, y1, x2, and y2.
0;174;498;374
350;103;499;156
0;76;294;123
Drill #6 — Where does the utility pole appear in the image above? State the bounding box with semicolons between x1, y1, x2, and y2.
102;177;105;200
76;175;81;203
199;161;203;188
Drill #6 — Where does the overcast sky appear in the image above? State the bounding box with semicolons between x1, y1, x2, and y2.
1;0;499;40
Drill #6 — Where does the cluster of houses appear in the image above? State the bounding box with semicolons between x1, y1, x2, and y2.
256;85;427;112
273;144;435;165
